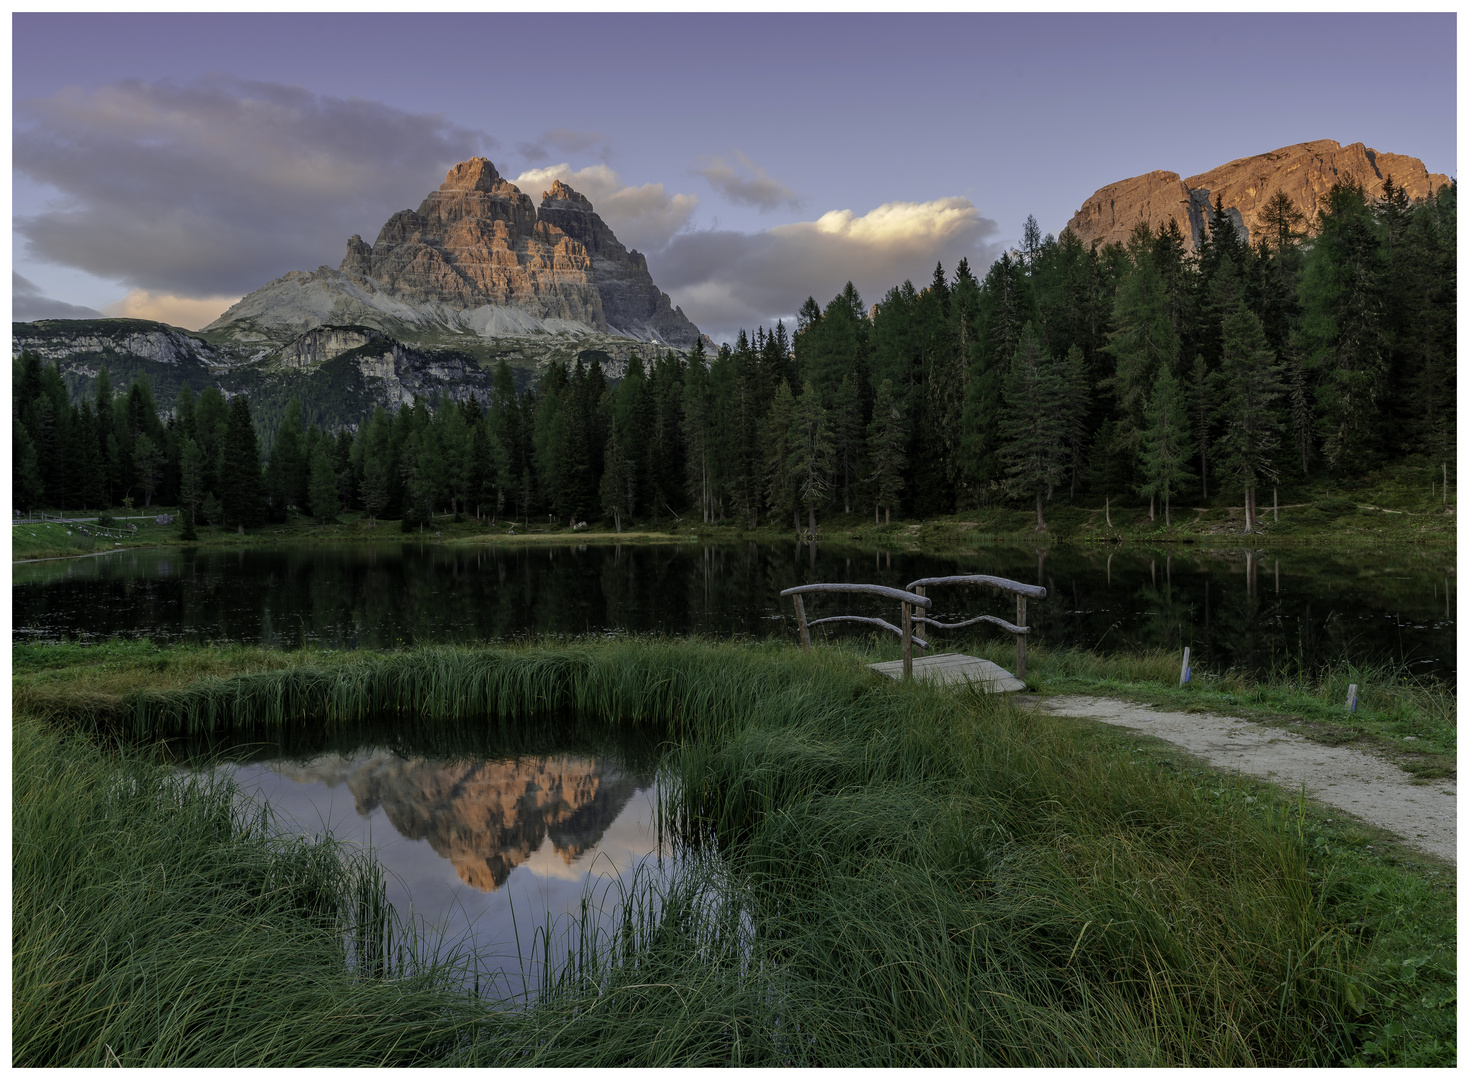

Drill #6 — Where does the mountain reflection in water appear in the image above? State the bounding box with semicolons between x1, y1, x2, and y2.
268;751;645;891
217;748;667;993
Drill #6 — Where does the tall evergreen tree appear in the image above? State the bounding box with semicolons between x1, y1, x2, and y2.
999;324;1068;531
1137;363;1195;527
1216;309;1285;532
866;379;906;524
788;381;834;536
220;395;265;528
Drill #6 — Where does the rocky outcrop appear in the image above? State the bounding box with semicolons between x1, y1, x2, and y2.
206;157;702;350
1065;140;1452;252
277;751;644;892
274;325;387;369
538;179;701;347
12;319;227;367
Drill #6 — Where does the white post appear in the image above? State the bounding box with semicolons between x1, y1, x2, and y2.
1180;647;1191;686
1346;683;1358;712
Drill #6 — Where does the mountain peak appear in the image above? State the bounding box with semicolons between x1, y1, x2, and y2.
439;156;504;192
540;179;594;212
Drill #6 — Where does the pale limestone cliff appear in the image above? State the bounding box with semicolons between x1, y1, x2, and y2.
1065;140;1452;252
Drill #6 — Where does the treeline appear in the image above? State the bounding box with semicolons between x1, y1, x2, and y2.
12;177;1455;534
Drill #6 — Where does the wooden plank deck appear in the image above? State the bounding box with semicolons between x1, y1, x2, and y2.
868;652;1026;692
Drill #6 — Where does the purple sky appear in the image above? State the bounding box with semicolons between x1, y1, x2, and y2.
12;13;1458;344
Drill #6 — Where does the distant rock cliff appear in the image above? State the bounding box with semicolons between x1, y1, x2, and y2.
207;157;702;350
1065;140;1452;252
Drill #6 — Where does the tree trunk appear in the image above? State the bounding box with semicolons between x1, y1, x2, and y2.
808;504;817;537
1149;493;1155;521
1105;496;1111;528
1165;495;1171;528
885;506;890;525
1035;492;1045;532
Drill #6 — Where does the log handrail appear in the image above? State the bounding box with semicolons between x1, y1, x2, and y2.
907;574;1046;678
806;615;928;650
779;583;932;609
905;574;1046;599
779;583;931;679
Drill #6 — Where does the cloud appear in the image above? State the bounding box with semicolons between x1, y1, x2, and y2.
649;197;1005;345
516;128;613;166
103;289;239;331
13;77;492;298
512;163;698;253
13;272;103;321
692;150;800;211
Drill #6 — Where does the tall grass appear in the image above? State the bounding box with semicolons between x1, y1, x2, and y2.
12;713;486;1067
15;638;1391;1065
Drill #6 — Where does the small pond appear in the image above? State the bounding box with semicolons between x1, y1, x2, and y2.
173;723;674;999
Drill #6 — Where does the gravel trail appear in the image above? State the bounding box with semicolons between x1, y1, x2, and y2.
1036;695;1456;864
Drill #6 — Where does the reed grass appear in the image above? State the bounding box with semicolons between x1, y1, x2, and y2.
12;712;490;1067
14;637;1455;1065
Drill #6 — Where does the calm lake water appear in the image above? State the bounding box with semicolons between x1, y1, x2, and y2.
166;718;673;999
13;540;1457;680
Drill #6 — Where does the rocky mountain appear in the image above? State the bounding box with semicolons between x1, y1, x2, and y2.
1065;139;1452;252
11;158;704;433
206;157;701;352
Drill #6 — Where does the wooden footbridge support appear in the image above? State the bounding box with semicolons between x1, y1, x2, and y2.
779;574;1046;691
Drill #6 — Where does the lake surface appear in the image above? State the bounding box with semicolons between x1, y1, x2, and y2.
13;540;1456;680
190;737;671;999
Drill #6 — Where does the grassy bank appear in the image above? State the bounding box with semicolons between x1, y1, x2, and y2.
12;456;1456;562
14;637;1455;1065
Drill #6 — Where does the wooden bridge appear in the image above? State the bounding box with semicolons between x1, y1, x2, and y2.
779;574;1046;692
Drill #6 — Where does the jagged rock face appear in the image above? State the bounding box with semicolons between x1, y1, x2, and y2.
276;751;642;892
208;157;702;350
275;325;386;369
538;180;701;347
1065;140;1452;252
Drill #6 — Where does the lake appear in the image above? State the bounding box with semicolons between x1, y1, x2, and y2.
13;540;1457;680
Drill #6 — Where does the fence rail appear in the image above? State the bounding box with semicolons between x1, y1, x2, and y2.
906;574;1046;677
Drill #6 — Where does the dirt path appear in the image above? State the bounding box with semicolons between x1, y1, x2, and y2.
1036;695;1456;865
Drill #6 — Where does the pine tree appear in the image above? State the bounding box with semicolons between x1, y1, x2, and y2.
999;324;1068;531
828;373;864;514
788;381;834;536
762;381;799;530
1216;309;1285;532
681;339;715;522
178;438;205;528
308;437;341;523
133;432;164;508
599;422;633;532
1137;363;1195;527
220;395;265;529
866;379;905;524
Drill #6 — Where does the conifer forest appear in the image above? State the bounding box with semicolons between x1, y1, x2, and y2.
12;179;1456;533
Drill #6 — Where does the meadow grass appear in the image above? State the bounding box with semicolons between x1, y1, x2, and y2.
13;637;1456;1065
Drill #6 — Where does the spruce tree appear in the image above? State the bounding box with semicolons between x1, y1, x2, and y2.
1216;309;1285;532
220;395;265;529
999;324;1068;531
866;379;905;524
307;437;341;523
788;381;834;536
599;422;633;532
1137;363;1195;527
762;381;798;530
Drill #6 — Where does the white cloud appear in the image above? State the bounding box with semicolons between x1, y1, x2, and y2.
693;150;800;211
651;197;1004;344
513;163;698;253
